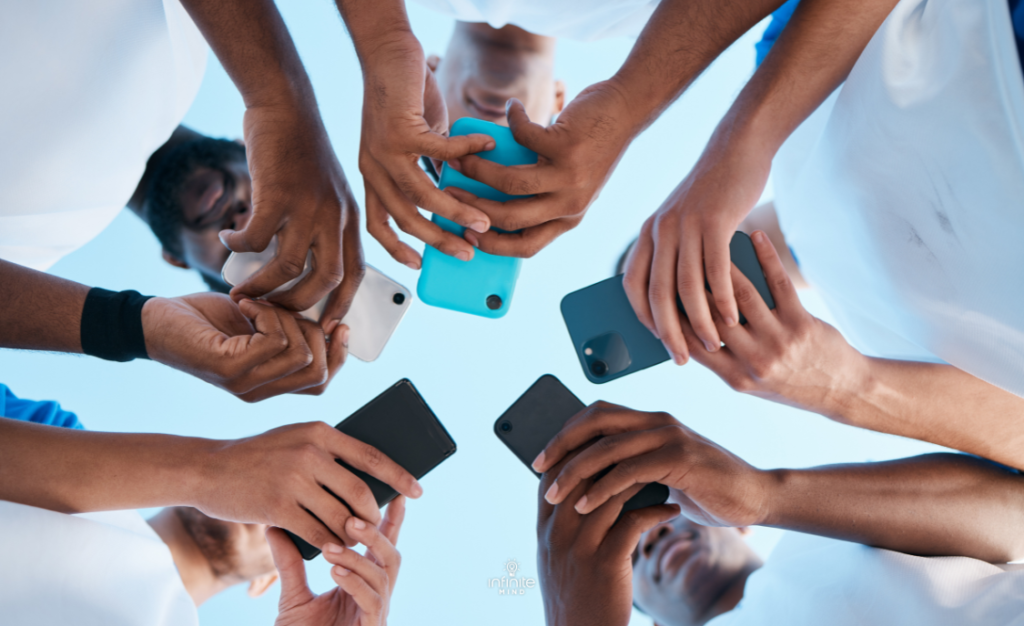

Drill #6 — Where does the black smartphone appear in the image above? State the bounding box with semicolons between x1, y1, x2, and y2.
494;375;669;514
289;379;457;560
561;231;776;384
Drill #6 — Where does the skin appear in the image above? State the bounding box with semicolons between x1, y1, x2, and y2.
0;417;422;549
623;0;900;362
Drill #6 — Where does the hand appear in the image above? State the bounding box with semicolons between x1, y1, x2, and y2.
680;231;871;419
358;34;496;267
623;139;773;364
221;101;364;316
537;450;679;626
534;402;768;528
198;423;421;549
445;80;639;258
271;496;405;626
142;294;347;402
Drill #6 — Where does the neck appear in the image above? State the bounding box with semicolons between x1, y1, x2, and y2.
147;508;230;607
459;21;556;57
127;125;204;218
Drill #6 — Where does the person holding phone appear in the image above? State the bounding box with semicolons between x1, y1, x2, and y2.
534;403;1024;626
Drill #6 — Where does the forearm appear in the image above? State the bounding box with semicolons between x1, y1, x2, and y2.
611;0;786;133
837;360;1024;470
178;0;315;109
714;0;897;155
0;418;213;514
0;259;89;353
334;0;415;64
762;453;1024;563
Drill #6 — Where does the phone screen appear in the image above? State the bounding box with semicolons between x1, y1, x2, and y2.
289;379;457;559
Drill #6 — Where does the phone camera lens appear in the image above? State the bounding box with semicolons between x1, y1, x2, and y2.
486;295;503;310
590;360;609;377
392;293;406;305
499;421;513;433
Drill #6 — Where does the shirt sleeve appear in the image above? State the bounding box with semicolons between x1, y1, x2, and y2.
0;384;85;430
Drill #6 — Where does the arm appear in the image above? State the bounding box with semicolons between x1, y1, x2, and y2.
535;404;1024;564
0;417;422;549
448;0;787;258
176;0;363;322
683;231;1024;471
623;0;899;366
335;0;497;267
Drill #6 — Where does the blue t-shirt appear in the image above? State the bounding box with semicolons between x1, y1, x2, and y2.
756;0;1024;71
0;384;84;430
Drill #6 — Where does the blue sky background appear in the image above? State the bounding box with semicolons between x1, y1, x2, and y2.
0;2;942;625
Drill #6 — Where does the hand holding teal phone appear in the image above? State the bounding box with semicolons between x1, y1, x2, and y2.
416;118;537;318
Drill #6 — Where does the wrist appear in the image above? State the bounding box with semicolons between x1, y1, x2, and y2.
817;349;878;428
758;468;791;528
184;437;230;511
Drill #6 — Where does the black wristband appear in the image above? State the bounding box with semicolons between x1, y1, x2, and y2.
80;288;155;362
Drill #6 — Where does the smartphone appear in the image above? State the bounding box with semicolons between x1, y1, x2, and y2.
221;236;312;296
493;375;669;515
416;118;538;319
289;379;457;560
561;231;776;384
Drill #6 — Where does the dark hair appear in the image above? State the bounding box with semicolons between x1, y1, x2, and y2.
143;137;246;261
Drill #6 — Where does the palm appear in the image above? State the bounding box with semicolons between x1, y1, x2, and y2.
276;586;364;626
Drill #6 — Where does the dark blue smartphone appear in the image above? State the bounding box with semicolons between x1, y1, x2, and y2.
561;231;776;384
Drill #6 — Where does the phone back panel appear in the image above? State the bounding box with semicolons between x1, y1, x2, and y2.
289;379;457;559
494;375;668;514
561;231;775;384
417;118;537;319
339;265;412;362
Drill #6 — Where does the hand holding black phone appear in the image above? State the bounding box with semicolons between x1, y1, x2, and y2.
494;375;669;515
288;379;457;560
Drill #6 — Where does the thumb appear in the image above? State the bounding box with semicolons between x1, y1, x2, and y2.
505;98;549;153
605;504;681;561
266;528;315;611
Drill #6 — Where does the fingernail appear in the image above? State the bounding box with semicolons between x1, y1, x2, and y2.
469;221;489;234
574;495;588;513
326;543;344;554
723;316;737;327
218;230;231;245
531;451;545;472
456;250;472;262
350;518;366;530
464;230;479;248
404;261;420;271
334;566;350;577
753;231;766;243
325;319;340;335
448;159;462;172
704;340;718;353
673;352;686;365
340;327;350;348
505;99;514;114
544;482;559;504
411;481;424;498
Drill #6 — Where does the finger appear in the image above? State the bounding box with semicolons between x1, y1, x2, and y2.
447;158;561;200
575;444;680;514
389;161;493;235
324;540;389;597
219;205;280;254
322;429;424;501
231;305;318;398
265;527;315;608
289;505;348;553
264;229;347;313
365;184;422;269
318;206;366;326
677;303;748;381
703;290;757;358
603;503;682;559
622;219;658;336
505;97;557;154
575;483;646;550
232;225;327;306
728;264;775;333
379;495;406;547
467;219;576;259
346;515;401;588
538;447;586;524
534;401;668;474
330;564;386;622
703;230;739;328
676;229;720;357
216;298;293;372
416;130;496;162
301;480;358;546
750;230;801;319
649;225;689;364
287;322;346;398
549;468;597;545
315;456;383;532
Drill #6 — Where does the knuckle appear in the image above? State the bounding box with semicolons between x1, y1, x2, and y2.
734;284;756;306
648;282;676;303
277;254;308;280
362;444;386;468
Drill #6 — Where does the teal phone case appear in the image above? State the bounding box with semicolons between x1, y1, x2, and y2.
416;118;537;318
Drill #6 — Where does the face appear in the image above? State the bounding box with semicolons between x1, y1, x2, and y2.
172;158;252;284
632;517;762;626
433;22;565;127
175;507;275;583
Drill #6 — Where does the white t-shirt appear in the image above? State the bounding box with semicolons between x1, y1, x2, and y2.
0;501;198;626
708;532;1024;626
771;0;1024;396
410;0;660;40
0;0;208;272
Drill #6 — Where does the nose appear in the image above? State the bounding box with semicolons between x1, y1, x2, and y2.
641;522;674;560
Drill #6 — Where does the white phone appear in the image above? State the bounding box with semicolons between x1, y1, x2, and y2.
220;239;412;361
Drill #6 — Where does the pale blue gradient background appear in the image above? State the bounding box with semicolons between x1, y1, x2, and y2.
0;2;941;625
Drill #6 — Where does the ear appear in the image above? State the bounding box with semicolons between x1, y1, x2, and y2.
161;249;190;269
427;53;441;72
247;571;279;598
553;79;567;116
